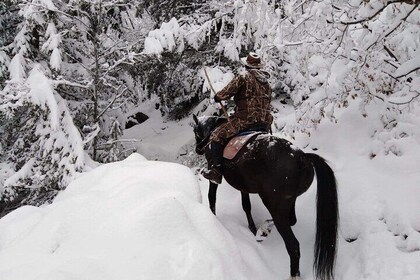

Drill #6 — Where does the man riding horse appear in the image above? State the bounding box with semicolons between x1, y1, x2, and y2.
202;52;274;184
196;54;338;279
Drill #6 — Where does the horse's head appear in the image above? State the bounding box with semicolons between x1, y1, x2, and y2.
192;114;225;155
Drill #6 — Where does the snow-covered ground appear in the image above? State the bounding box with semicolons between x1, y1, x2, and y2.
0;99;419;280
0;154;251;280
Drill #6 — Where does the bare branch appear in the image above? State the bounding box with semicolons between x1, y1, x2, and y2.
395;66;420;79
383;44;399;62
400;0;420;4
95;87;128;122
333;24;348;53
341;0;406;25
388;92;420;105
53;79;90;89
365;4;418;51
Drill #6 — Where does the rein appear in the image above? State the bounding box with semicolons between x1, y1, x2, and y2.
196;131;212;154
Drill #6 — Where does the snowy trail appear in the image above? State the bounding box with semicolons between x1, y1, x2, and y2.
0;100;419;279
197;150;420;280
194;101;420;280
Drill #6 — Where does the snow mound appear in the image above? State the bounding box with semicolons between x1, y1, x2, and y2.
0;154;250;280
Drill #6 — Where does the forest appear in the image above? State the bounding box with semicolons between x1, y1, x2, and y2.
0;1;420;280
0;0;419;225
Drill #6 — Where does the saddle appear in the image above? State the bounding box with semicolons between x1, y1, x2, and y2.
223;123;269;160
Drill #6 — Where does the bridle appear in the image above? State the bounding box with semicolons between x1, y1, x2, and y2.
195;130;211;155
194;122;214;155
194;116;225;154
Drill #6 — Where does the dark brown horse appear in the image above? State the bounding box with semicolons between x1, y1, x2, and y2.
193;115;338;280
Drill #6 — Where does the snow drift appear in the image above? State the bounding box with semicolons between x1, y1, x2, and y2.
0;154;250;280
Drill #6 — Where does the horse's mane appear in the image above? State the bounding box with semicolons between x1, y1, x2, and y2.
198;115;227;134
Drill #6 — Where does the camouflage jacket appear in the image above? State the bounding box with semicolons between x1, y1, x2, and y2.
215;69;273;125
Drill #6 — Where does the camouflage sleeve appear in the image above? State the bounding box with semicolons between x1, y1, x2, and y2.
214;74;245;102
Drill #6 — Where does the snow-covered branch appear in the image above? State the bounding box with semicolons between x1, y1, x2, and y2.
341;1;406;25
394;56;420;78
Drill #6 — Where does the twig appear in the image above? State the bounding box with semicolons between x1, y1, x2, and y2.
365;4;418;51
333;24;348;53
341;0;403;25
395;66;420;79
203;66;229;118
53;79;90;89
383;44;399;62
95;87;127;122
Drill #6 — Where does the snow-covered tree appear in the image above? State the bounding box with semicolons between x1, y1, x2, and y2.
3;0;152;161
332;0;420;155
0;0;82;213
1;0;419;216
143;0;419;154
0;64;84;214
46;0;143;161
0;0;156;213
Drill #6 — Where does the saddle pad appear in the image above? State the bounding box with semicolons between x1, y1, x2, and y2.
223;132;263;160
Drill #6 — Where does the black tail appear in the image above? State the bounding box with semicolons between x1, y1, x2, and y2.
306;153;338;280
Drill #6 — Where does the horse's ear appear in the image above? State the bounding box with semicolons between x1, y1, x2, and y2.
193;114;199;125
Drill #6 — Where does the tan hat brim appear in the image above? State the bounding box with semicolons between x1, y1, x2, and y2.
240;57;264;68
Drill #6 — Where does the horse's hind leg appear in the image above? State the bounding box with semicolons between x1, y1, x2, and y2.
263;198;301;278
289;198;297;226
241;192;257;235
208;182;218;215
275;211;300;278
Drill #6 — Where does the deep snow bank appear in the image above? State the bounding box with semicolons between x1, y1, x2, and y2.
0;154;250;280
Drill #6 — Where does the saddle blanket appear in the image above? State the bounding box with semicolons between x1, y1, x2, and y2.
223;132;263;160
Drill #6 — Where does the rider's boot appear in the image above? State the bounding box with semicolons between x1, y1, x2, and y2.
202;141;223;184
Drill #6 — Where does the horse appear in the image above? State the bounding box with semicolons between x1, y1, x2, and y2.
192;114;339;280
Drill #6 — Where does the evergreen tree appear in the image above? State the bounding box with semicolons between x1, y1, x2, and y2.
50;0;145;161
0;64;85;216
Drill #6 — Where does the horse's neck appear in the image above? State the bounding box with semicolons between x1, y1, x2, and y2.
205;117;226;134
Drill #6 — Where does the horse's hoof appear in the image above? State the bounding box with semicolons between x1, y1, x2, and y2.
286;277;302;280
255;219;275;242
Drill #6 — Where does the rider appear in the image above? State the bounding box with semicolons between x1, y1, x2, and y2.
202;52;273;184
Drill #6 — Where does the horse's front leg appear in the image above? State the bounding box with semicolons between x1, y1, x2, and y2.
241;192;257;235
208;182;218;215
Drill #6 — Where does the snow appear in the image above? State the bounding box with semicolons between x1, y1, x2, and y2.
201;66;235;102
42;23;62;71
143;18;184;55
1;97;420;279
38;0;57;11
0;162;13;194
8;51;26;82
0;50;10;78
1;1;420;279
4;158;35;188
394;50;420;78
26;65;60;130
122;100;194;162
144;37;164;54
50;47;62;71
0;154;253;280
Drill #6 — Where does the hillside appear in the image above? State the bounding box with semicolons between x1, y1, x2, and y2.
1;99;419;280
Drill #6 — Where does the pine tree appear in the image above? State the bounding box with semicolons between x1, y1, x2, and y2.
0;64;85;216
0;0;85;214
51;0;147;161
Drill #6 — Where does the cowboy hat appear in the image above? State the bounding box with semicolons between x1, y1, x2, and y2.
240;52;264;69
